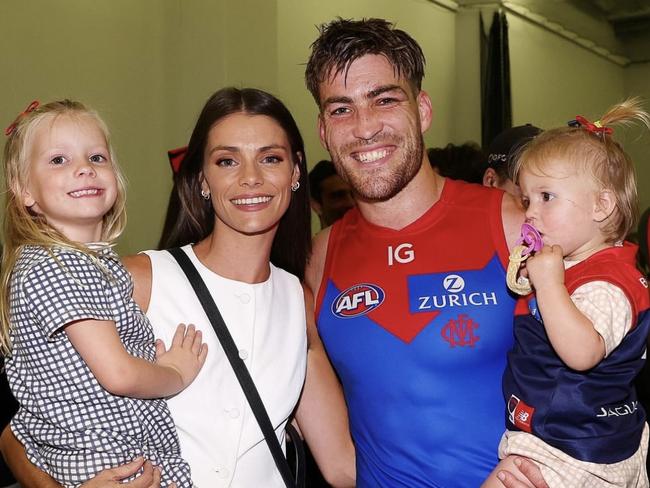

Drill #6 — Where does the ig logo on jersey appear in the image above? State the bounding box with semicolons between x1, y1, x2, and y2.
332;284;385;318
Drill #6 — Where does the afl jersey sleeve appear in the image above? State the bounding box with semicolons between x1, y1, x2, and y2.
316;179;517;487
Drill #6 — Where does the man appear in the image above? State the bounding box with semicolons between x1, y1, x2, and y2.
482;124;543;198
309;159;355;229
305;18;546;487
427;142;486;184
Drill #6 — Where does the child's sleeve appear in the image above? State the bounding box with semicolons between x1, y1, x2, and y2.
571;281;632;357
21;251;114;339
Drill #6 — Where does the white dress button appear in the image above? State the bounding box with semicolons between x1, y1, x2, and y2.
229;408;240;419
239;293;251;304
239;349;248;360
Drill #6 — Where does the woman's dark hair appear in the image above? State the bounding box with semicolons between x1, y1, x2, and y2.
162;87;311;280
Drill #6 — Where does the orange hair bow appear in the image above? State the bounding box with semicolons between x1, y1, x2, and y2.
4;100;40;136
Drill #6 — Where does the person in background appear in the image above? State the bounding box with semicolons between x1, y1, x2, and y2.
483;124;543;198
0;246;18;488
427;141;485;183
309;159;355;229
0;359;18;488
638;207;650;275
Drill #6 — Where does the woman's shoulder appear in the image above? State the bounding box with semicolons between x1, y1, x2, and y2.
270;263;304;296
122;253;153;311
122;252;152;276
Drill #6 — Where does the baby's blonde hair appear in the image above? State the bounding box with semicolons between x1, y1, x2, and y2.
0;100;127;354
513;98;649;244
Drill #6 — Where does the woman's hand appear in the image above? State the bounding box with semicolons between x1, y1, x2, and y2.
80;457;176;488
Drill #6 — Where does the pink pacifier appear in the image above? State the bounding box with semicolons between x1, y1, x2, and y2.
515;223;543;257
507;223;543;295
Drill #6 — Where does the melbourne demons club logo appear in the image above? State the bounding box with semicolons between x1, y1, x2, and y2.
441;313;480;347
439;275;480;347
332;283;385;318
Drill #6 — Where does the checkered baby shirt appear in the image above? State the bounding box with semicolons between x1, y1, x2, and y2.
6;245;192;487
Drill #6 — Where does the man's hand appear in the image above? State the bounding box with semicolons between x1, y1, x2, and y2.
497;457;549;488
155;324;208;389
80;457;176;488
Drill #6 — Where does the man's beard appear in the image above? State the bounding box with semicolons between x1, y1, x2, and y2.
332;132;423;202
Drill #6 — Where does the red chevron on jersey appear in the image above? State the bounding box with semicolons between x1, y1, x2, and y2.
317;179;514;343
334;275;438;342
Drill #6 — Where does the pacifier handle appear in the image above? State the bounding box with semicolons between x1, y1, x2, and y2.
515;223;543;257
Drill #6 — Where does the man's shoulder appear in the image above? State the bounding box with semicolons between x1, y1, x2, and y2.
442;178;504;206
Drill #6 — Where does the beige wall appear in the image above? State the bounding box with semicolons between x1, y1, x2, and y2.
508;13;626;128
624;62;650;216
0;0;171;254
1;1;647;252
508;12;649;229
0;0;279;254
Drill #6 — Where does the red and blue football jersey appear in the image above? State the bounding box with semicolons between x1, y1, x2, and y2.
316;179;517;487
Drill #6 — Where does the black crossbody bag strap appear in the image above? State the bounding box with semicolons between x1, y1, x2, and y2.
167;248;301;487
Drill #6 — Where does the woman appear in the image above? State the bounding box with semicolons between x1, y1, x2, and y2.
0;87;355;487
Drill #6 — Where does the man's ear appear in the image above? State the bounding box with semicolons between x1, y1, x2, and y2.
310;198;323;217
417;90;433;134
594;189;616;223
483;168;498;188
318;115;329;151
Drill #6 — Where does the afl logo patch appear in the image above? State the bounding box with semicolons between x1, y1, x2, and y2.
332;283;385;318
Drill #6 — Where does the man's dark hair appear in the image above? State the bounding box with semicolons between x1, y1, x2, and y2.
305;17;426;105
308;160;338;204
486;124;543;181
427;143;486;184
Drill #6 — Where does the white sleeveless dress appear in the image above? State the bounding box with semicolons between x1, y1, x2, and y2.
143;245;307;488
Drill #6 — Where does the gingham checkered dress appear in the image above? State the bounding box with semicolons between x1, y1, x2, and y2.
5;245;193;488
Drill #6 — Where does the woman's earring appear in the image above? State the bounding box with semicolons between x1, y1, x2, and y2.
291;181;300;192
201;189;210;200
